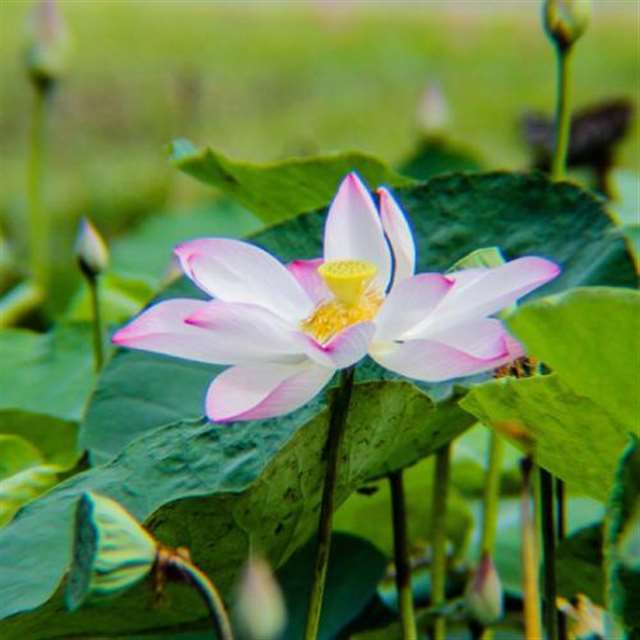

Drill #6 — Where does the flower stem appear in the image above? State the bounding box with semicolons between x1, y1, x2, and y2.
521;457;543;640
540;468;559;640
551;44;574;180
27;85;51;295
168;554;234;640
87;274;105;371
304;366;355;640
430;442;451;640
389;470;417;640
556;477;568;640
481;431;504;554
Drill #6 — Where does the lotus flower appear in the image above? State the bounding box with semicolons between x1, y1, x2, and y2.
113;173;560;422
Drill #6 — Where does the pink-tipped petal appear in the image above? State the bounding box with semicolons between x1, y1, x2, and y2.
287;258;330;305
412;257;561;335
370;336;510;382
112;298;247;365
323;173;392;291
185;300;306;362
303;321;375;369
428;318;509;359
378;187;416;286
374;273;453;341
206;361;334;423
174;238;314;322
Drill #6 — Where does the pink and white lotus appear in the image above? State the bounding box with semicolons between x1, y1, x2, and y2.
113;173;560;422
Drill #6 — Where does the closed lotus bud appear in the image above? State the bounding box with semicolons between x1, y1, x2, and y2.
465;552;504;626
543;0;591;50
417;82;450;136
66;492;158;611
235;555;287;640
25;0;69;89
75;217;109;278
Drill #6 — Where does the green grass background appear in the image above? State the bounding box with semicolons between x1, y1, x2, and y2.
0;1;636;305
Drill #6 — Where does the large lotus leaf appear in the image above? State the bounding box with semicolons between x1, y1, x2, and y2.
608;169;639;271
606;437;640;633
169;139;415;223
460;373;636;501
507;287;640;431
0;379;473;638
0;434;42;481
0;324;95;423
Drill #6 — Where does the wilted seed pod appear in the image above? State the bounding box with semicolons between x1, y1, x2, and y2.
75;217;109;279
417;82;450;136
235;555;287;640
66;492;157;611
543;0;591;50
25;0;69;89
465;552;504;626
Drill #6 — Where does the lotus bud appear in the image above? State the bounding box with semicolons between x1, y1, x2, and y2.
465;552;504;626
417;82;450;136
543;0;591;50
66;492;157;611
75;217;109;279
235;555;287;640
25;0;69;90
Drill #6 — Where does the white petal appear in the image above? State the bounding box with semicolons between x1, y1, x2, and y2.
323;173;392;291
174;238;314;322
410;257;561;335
374;273;453;341
370;336;510;382
111;299;248;365
303;321;375;369
185;300;307;363
206;361;334;422
428;318;510;358
378;187;416;286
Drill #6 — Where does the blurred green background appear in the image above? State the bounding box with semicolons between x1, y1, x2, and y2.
0;0;636;311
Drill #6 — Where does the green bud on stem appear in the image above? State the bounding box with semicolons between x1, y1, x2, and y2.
465;551;504;627
25;0;69;91
75;217;109;280
543;0;591;50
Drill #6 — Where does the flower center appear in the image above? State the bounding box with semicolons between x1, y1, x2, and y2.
301;259;382;344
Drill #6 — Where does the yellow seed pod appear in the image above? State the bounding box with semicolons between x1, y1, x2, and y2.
66;492;157;611
543;0;591;50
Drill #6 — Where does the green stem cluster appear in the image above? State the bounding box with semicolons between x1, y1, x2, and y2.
389;470;417;640
87;275;105;371
304;367;355;640
430;443;451;640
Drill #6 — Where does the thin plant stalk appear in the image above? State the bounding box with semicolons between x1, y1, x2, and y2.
389;470;417;640
87;275;104;371
304;366;355;640
541;469;559;640
556;477;568;640
551;45;574;180
167;553;234;640
27;85;51;296
521;457;543;640
430;442;451;640
480;431;504;554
